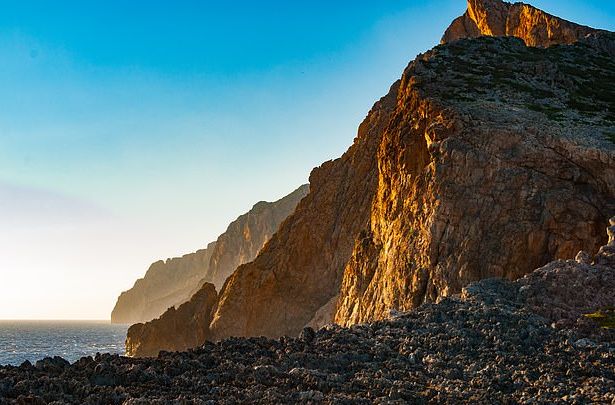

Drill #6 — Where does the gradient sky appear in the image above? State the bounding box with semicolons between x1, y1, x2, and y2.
1;1;614;320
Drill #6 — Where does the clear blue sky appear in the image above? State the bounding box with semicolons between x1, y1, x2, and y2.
0;0;613;319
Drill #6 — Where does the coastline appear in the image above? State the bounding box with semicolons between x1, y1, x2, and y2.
1;266;613;404
0;321;128;367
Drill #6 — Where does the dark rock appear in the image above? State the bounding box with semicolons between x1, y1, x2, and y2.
299;327;316;344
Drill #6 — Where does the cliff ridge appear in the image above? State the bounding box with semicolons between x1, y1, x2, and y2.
442;0;604;47
111;184;308;324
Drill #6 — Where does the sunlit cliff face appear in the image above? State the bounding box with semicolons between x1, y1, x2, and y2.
442;0;601;47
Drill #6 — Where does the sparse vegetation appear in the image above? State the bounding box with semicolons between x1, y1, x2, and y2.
526;103;564;121
584;307;615;328
421;37;614;131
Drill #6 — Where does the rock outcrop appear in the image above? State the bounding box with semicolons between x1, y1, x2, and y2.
111;184;308;324
442;0;603;47
335;35;615;326
207;7;614;338
463;217;615;332
125;283;218;357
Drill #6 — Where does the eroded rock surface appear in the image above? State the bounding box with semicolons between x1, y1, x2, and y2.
442;0;603;47
209;30;614;337
118;0;614;345
111;184;308;324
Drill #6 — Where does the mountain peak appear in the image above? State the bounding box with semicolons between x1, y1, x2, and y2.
443;0;602;47
466;0;511;36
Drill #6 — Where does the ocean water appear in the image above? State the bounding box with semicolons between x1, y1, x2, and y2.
0;320;129;366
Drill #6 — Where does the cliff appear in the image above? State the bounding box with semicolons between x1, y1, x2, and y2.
442;0;603;46
126;92;394;352
124;0;615;351
111;184;308;324
210;9;614;338
111;246;215;324
203;185;310;289
208;83;398;340
334;35;615;326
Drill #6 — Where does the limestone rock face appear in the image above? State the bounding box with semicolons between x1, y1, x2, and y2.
111;184;308;324
125;1;614;344
335;36;615;326
442;0;603;47
125;283;217;357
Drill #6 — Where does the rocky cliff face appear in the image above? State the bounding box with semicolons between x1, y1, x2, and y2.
111;184;308;324
442;0;603;46
209;11;614;338
208;83;399;340
124;1;615;350
335;36;615;326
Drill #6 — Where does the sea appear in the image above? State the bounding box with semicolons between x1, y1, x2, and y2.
0;320;128;366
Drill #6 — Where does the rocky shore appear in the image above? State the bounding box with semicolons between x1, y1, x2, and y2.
2;225;613;404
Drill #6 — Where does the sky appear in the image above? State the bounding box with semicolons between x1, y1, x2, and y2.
0;1;614;320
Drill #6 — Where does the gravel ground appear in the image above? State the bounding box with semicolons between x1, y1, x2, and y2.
1;261;613;404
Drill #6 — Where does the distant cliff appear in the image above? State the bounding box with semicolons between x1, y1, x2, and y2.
111;184;308;324
111;246;216;325
202;185;311;290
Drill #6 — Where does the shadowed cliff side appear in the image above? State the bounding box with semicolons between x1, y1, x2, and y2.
111;184;308;324
442;0;603;46
125;283;218;357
